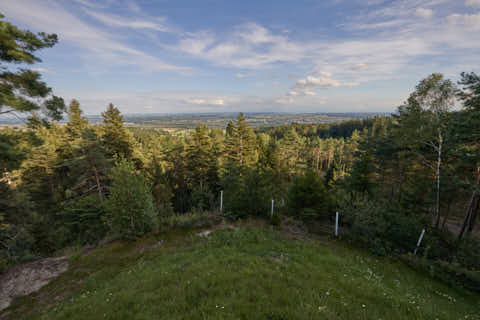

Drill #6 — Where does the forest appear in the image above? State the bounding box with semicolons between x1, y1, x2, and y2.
1;13;479;292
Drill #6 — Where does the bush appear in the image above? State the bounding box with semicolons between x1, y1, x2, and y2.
105;160;156;239
456;236;480;271
401;254;480;293
221;167;286;219
346;203;425;256
61;194;108;245
288;170;334;221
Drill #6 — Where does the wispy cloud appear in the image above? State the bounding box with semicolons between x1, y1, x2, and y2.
176;23;310;69
2;0;188;73
73;0;108;9
415;8;434;18
85;10;170;32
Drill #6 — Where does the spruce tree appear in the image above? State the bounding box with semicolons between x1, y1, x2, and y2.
105;159;156;239
224;113;257;168
101;103;133;160
65;99;88;138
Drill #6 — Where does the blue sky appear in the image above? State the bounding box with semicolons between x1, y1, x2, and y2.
2;0;480;114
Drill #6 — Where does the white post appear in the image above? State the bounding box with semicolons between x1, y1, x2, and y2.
220;190;223;212
271;199;274;218
413;229;426;255
335;211;339;237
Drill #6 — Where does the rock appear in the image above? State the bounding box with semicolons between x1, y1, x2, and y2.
196;230;213;237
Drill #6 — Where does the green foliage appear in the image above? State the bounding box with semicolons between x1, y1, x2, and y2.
288;170;334;221
158;211;221;231
346;203;425;256
61;195;108;245
5;227;480;319
224;113;257;168
221;166;286;219
105;160;156;239
402;254;480;293
456;236;480;271
0;14;65;122
101;104;134;160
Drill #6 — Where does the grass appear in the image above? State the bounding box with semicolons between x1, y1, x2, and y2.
3;225;480;320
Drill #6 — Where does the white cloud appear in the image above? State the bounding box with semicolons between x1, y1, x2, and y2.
465;0;480;8
235;72;255;79
31;68;49;73
85;10;170;32
351;63;369;71
176;23;309;69
178;33;215;55
235;73;251;79
351;19;408;30
2;0;188;72
303;90;317;96
73;0;107;9
447;13;480;30
187;98;225;106
415;8;434;18
295;72;359;89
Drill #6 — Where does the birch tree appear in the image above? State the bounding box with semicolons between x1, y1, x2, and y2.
395;74;456;228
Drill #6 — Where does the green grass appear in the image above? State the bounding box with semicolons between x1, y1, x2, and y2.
4;226;480;320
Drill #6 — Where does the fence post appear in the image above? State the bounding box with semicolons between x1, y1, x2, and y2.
271;199;274;219
413;229;426;255
335;211;339;237
220;190;223;212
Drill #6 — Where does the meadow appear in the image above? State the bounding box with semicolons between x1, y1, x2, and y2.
4;225;479;320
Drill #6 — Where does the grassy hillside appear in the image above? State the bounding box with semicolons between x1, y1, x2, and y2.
4;226;480;320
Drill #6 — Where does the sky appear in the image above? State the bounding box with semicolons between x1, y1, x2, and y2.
2;0;480;114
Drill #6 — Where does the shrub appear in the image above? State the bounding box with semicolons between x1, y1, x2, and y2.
105;160;156;239
288;170;334;221
61;194;108;245
401;254;480;293
221;167;286;219
346;203;425;256
456;236;480;271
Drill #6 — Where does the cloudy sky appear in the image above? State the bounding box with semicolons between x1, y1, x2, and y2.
2;0;479;114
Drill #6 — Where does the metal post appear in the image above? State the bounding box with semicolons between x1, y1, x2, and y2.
335;211;339;237
220;190;223;212
271;199;274;218
413;229;426;255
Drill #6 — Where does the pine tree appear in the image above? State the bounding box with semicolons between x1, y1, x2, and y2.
101;103;133;160
456;72;480;240
65;99;88;138
185;125;219;209
224;113;257;168
0;14;65;123
105;160;156;239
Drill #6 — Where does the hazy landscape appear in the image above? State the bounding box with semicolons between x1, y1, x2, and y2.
1;112;389;132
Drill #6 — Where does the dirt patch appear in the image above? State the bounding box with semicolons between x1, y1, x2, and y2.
195;223;236;237
0;257;69;311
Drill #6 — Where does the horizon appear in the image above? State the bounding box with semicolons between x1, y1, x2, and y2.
2;0;479;114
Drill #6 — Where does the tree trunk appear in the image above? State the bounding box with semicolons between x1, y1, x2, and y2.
467;194;479;233
434;132;442;228
92;164;103;201
441;200;452;230
458;192;475;241
459;168;480;240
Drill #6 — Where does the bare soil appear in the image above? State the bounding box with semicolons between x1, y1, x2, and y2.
0;257;69;311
